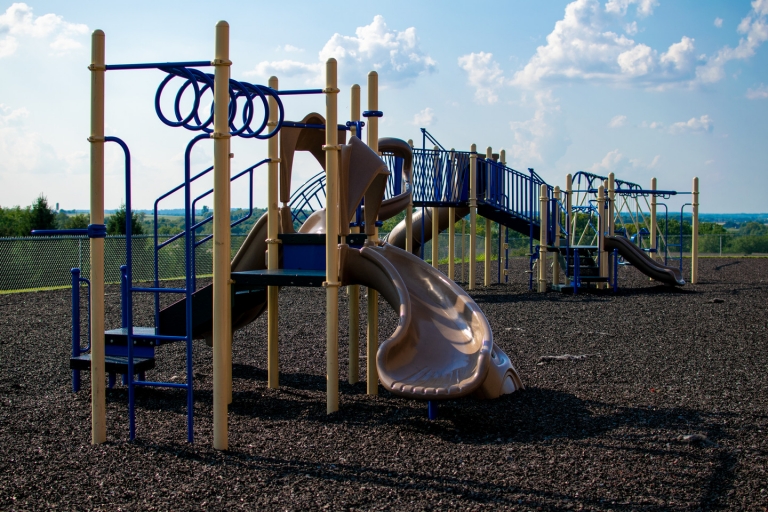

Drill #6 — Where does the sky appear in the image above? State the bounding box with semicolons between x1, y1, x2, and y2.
1;0;766;214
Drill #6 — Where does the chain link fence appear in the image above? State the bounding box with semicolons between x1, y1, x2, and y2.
2;233;766;293
0;234;247;293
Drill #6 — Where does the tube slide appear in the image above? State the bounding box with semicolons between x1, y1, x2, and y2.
341;243;522;399
387;206;469;255
604;235;685;286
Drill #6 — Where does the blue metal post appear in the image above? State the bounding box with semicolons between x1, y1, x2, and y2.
71;268;81;393
428;401;438;420
573;249;580;295
120;265;128;328
613;248;618;293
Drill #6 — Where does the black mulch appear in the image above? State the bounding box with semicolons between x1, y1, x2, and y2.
1;257;767;510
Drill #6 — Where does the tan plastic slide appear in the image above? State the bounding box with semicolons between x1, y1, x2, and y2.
341;243;523;399
605;235;685;286
387;206;469;255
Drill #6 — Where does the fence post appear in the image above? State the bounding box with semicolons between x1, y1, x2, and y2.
692;177;699;284
469;144;477;290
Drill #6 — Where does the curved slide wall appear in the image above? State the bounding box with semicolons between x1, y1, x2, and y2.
342;243;522;399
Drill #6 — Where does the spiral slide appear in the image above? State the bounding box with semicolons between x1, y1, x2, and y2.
604;235;685;286
342;242;522;399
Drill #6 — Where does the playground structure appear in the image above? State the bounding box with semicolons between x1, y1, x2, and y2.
381;133;697;293
34;22;701;451
45;22;528;450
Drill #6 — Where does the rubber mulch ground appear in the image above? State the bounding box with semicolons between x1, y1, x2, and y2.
1;257;766;511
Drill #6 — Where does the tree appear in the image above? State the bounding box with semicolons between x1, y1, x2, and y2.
0;206;30;237
66;213;90;229
28;194;56;232
107;203;145;235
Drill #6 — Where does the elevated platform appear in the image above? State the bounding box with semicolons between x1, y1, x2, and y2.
70;353;156;374
231;269;326;287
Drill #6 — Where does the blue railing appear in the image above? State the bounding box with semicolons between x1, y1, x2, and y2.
410;148;470;206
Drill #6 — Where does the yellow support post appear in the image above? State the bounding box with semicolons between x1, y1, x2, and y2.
88;28;106;445
366;71;379;396
650;177;657;257
406;139;414;255
499;149;506;282
431;146;440;268
348;84;361;385
448;201;455;281
538;184;548;293
597;185;607;285
566;174;573;247
608;172;615;237
212;20;232;450
324;59;341;413
267;76;279;390
484;147;492;286
692;177;699;284
469;144;477;290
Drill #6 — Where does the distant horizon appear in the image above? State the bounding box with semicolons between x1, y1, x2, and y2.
54;208;768;219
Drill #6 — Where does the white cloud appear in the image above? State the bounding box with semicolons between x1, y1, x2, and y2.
669;115;714;134
590;149;623;172
511;0;699;88
282;44;304;53
0;3;87;58
640;120;664;129
605;0;659;17
507;90;570;166
243;60;322;84
746;83;768;98
608;114;627;128
411;107;434;126
660;36;696;72
457;52;504;104
246;16;435;87
0;103;64;177
696;2;768;83
714;17;724;28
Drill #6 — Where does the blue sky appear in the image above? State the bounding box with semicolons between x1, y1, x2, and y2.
1;0;766;213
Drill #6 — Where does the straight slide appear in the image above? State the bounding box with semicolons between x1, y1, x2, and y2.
341;243;522;399
604;235;685;286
